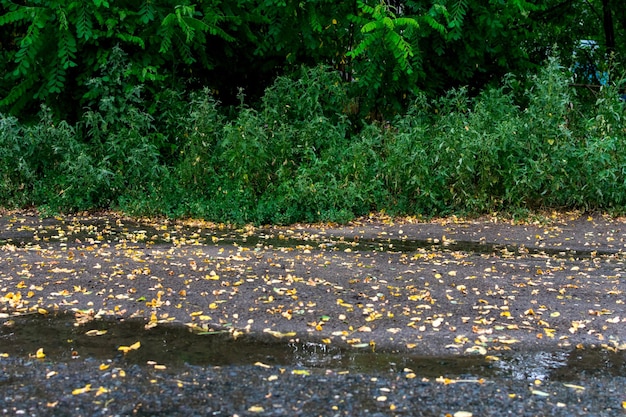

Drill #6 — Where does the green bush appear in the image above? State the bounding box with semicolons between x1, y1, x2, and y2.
2;57;626;223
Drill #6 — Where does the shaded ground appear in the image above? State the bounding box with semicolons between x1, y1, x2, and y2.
1;211;625;415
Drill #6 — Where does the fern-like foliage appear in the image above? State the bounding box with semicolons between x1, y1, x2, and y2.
0;0;238;118
349;1;419;75
447;0;467;40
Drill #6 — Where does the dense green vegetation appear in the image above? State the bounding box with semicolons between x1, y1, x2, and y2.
1;1;625;223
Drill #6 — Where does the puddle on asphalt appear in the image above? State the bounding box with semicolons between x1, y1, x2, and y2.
1;314;624;381
1;217;616;261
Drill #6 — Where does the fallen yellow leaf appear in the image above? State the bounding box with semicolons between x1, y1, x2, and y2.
254;362;271;368
118;341;141;354
72;384;92;395
85;329;107;336
292;369;310;376
263;329;296;338
248;406;264;413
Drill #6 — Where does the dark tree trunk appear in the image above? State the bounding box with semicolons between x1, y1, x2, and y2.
602;0;615;53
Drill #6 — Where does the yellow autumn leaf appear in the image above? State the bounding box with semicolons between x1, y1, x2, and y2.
248;406;264;413
292;369;310;376
118;341;141;354
72;384;92;395
99;364;110;371
254;362;271;368
35;348;45;359
436;376;453;385
465;345;487;355
263;329;296;338
85;329;107;336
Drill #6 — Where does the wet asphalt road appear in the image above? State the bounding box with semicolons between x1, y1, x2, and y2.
1;212;625;416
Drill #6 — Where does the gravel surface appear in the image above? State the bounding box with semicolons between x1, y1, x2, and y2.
2;357;625;416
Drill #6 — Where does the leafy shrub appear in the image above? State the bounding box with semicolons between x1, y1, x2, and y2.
3;55;626;223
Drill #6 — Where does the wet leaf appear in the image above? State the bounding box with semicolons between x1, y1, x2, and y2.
263;329;296;338
254;362;271;368
248;405;264;413
72;384;92;395
118;341;141;354
563;383;585;390
85;329;107;336
292;369;310;376
464;345;486;355
34;348;45;359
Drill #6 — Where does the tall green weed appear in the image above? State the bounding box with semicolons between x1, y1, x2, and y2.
2;56;626;222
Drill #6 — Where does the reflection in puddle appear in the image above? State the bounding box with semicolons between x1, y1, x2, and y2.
1;314;624;381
